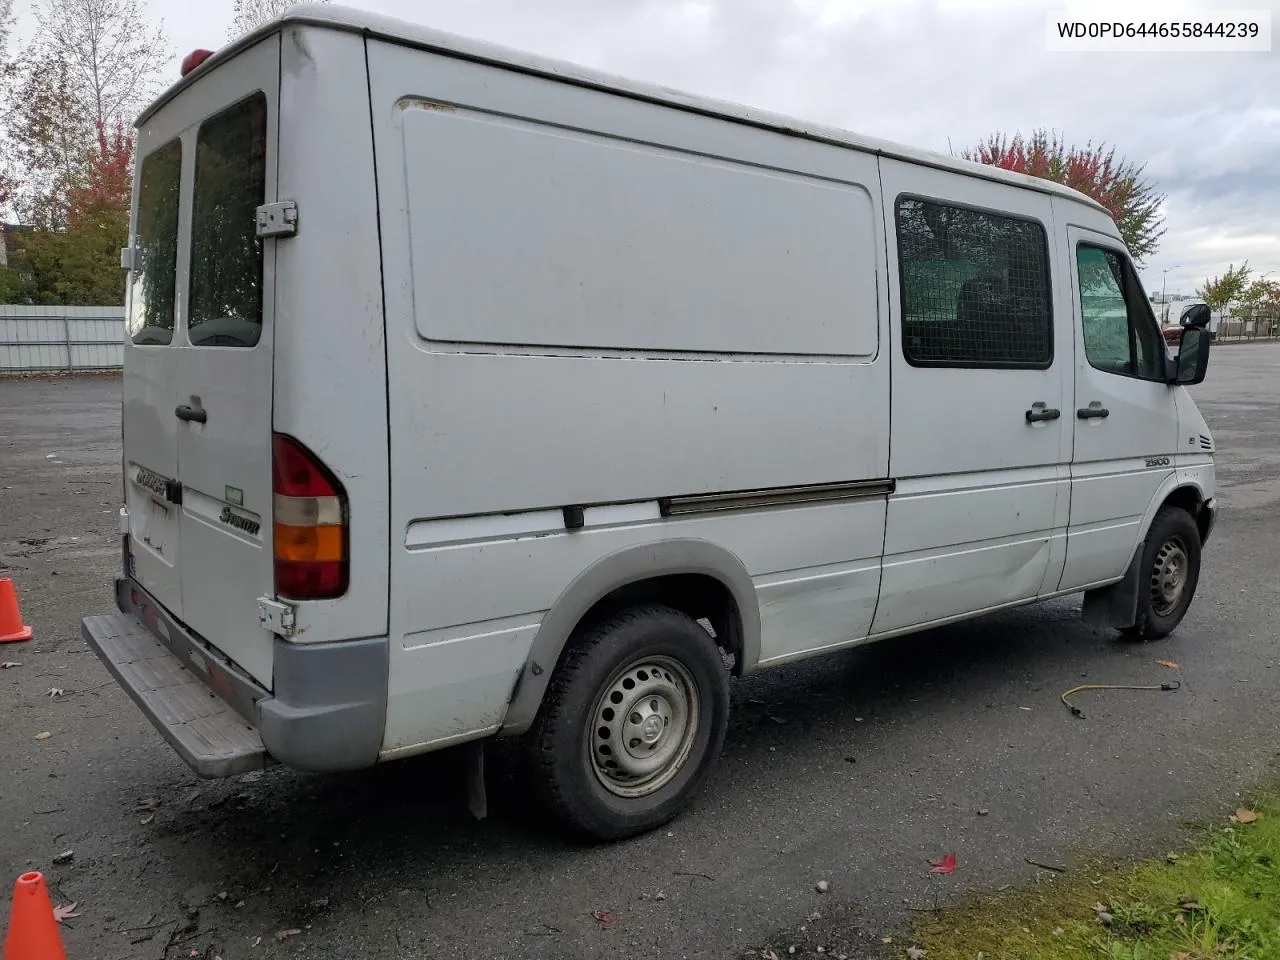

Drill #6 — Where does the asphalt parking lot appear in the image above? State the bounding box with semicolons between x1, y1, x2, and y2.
2;344;1279;960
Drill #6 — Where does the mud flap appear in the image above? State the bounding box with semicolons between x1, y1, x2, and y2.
1081;545;1142;630
466;741;487;821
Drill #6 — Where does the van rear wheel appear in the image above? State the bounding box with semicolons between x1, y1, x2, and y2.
527;605;730;841
1122;506;1202;641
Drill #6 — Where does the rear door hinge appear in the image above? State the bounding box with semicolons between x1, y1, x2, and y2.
255;201;299;238
257;597;297;638
120;246;137;270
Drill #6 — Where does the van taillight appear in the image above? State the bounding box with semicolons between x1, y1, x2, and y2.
271;433;348;601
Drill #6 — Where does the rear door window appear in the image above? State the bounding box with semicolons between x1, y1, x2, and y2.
188;93;268;348
125;140;182;346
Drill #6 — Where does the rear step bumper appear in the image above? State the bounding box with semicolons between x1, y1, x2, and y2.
82;612;266;778
82;576;389;778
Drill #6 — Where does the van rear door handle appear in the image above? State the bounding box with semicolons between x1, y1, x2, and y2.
1025;405;1061;423
1077;406;1110;420
175;405;207;424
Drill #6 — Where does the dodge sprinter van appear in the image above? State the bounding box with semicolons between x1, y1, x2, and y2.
82;4;1217;841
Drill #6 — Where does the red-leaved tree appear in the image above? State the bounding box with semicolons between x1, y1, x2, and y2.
66;119;133;225
963;129;1166;264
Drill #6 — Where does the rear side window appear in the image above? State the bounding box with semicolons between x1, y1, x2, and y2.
188;92;268;348
125;140;182;346
895;196;1053;368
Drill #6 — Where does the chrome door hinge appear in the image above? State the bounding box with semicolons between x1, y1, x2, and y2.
255;201;299;238
257;597;297;638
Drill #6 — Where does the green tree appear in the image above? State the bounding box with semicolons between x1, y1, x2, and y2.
0;121;132;304
1237;277;1280;322
962;129;1166;264
1198;262;1251;311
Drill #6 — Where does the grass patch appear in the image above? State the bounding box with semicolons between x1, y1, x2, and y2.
911;796;1280;960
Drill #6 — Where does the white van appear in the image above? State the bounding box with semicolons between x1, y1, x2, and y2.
82;4;1218;841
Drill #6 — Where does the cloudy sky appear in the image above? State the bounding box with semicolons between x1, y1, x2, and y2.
13;0;1280;296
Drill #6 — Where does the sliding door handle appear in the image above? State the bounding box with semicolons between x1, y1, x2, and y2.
1025;404;1061;423
1077;406;1110;420
175;404;207;424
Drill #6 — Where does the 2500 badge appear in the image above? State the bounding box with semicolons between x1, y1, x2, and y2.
1145;456;1172;468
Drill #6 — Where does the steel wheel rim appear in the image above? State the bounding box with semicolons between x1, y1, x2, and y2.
588;655;700;799
1150;536;1190;617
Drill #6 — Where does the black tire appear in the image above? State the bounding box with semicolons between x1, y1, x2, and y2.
526;604;730;842
1123;505;1202;641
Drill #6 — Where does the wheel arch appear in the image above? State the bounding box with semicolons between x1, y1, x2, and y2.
498;539;760;737
1083;477;1210;630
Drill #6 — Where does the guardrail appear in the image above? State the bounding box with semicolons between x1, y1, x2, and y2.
0;305;125;372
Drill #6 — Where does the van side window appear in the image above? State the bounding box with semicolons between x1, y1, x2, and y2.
1076;245;1164;380
125;139;182;346
894;197;1052;368
188;92;268;348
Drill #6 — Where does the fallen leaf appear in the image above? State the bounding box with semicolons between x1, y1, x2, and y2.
928;854;957;875
1;661;20;669
1230;808;1260;824
52;903;80;923
1170;952;1190;960
1156;659;1180;669
591;909;615;927
1174;914;1186;926
52;850;74;864
134;797;160;812
47;687;64;698
274;928;302;941
34;732;51;741
907;948;927;960
139;814;155;825
881;937;893;944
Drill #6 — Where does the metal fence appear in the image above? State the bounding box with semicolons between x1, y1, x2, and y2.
0;305;125;372
1216;317;1280;342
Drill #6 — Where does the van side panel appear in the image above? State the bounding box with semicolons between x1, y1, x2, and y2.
367;40;891;755
272;27;390;645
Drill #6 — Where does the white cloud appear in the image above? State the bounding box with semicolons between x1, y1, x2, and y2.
10;0;1275;294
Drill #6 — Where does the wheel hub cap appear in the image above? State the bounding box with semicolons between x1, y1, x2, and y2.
589;656;700;799
1150;537;1189;616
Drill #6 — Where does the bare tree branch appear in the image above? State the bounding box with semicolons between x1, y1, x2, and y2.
229;0;328;39
4;0;170;223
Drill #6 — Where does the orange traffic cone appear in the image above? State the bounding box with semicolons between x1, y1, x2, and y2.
0;579;32;644
3;872;66;960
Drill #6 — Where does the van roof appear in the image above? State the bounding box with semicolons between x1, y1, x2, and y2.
146;2;1108;216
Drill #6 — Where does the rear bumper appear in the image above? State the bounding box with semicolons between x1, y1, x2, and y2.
82;576;388;778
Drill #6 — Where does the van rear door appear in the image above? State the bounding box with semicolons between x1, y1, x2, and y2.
174;37;281;688
124;35;282;688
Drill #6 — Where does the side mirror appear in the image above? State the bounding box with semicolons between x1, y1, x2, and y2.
1181;303;1211;329
1175;326;1210;385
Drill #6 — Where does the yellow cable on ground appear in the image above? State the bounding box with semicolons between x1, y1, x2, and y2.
1060;680;1181;718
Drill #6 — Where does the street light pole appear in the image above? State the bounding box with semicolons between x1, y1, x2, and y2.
1161;266;1180;322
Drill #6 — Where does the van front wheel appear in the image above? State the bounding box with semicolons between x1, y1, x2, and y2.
527;605;730;841
1123;506;1202;641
